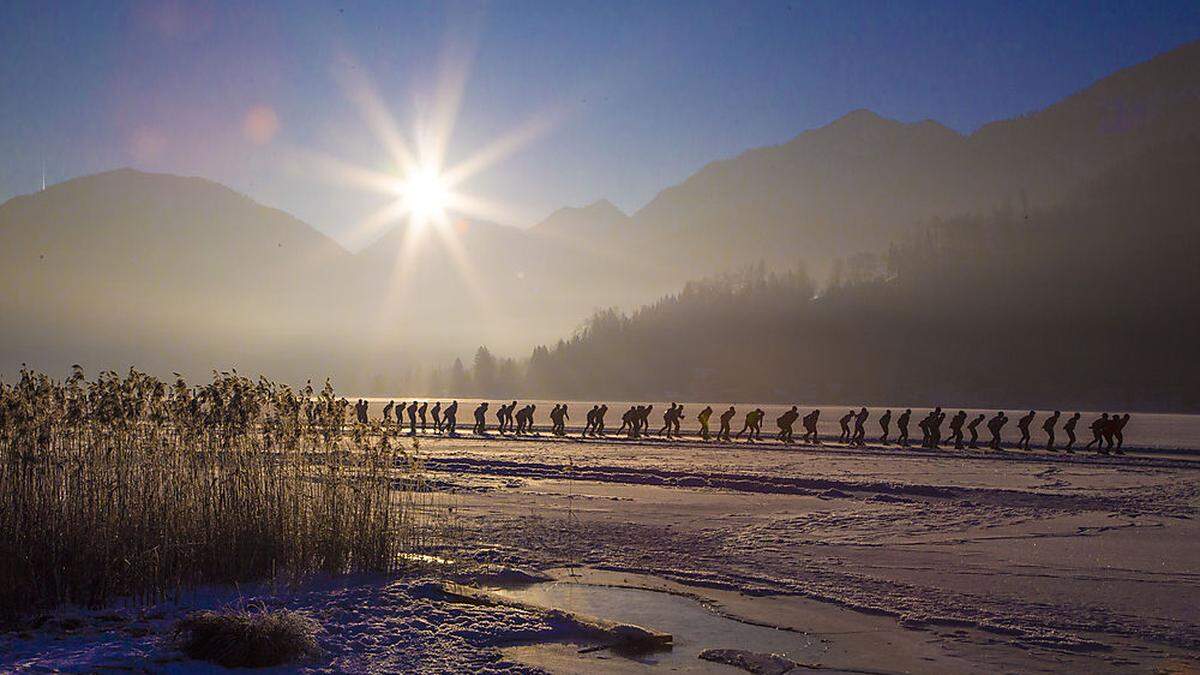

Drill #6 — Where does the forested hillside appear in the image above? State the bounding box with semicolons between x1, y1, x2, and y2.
442;138;1200;411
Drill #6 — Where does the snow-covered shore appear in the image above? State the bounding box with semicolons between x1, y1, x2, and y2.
0;575;565;672
6;435;1198;673
434;435;1200;672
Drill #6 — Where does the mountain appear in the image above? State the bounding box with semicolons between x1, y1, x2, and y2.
621;39;1200;278
485;138;1200;410
0;169;358;380
628;110;972;276
0;169;672;383
2;40;1199;388
529;199;630;241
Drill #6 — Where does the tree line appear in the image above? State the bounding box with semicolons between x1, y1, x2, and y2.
430;138;1200;411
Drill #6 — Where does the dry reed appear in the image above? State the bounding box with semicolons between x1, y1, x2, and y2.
0;366;443;620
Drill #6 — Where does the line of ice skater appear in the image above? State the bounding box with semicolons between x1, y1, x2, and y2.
369;399;1132;454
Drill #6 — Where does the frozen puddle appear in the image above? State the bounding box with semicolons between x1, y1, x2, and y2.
493;580;817;672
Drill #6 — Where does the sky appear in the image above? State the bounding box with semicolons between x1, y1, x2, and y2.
1;0;1198;248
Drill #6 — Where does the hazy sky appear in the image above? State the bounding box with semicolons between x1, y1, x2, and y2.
2;1;1198;247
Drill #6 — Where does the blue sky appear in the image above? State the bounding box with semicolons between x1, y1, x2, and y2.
1;1;1198;245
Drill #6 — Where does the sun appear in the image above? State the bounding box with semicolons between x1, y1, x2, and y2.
398;165;450;226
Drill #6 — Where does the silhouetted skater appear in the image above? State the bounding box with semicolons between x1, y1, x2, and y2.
673;405;684;436
839;410;853;443
638;405;654;438
431;401;442;433
738;408;764;442
1017;411;1035;450
718;406;736;442
1085;413;1109;453
897;409;912;446
355;399;369;425
1101;413;1117;452
1043;411;1061;451
418;401;428;432
595;404;608;437
585;405;599;436
553;404;568;435
618;406;636;437
777;406;799;443
512;405;525;434
1112;413;1130;453
531;404;539;434
1063;412;1080;452
879;409;892;444
967;413;985;448
407;401;418;436
851;407;869;446
517;404;536;435
698;406;713;440
922;407;944;449
473;402;488;435
659;403;679;438
383;400;395;425
444;400;458;435
549;404;564;435
988;412;1008;450
948;410;967;449
802;409;820;444
495;402;508;434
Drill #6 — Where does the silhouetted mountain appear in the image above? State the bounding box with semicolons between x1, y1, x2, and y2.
0;170;358;380
469;138;1200;411
3;40;1199;396
0;169;674;384
623;39;1200;278
529;199;630;241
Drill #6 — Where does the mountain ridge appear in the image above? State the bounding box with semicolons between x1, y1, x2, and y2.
2;39;1199;384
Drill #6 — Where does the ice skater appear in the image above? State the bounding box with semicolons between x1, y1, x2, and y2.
839;410;854;443
802;409;820;444
698;405;713;440
1016;411;1035;450
584;405;599;436
444;400;458;435
851;407;869;446
718;406;736;442
777;406;799;444
1063;412;1080;452
658;403;679;438
473;402;489;435
987;411;1008;450
966;413;985;449
1112;413;1130;454
897;409;912;447
1085;413;1109;453
947;410;967;449
1043;411;1061;451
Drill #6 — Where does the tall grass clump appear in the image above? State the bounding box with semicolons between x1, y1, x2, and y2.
0;366;443;620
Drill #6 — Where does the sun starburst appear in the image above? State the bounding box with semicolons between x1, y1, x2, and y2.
289;48;566;339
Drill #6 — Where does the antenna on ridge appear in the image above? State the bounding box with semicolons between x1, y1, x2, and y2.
41;160;46;191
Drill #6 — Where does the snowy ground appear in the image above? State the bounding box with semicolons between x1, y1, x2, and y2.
427;433;1200;673
5;434;1198;673
0;574;571;673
